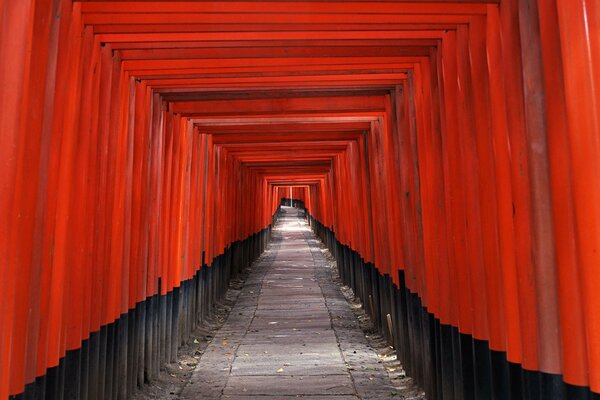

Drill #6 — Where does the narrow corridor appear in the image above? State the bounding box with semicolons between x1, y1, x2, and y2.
4;2;599;398
176;208;422;399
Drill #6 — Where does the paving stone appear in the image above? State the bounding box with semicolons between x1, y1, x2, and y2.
223;375;355;396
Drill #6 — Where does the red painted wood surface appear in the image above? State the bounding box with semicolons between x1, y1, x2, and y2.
0;0;598;398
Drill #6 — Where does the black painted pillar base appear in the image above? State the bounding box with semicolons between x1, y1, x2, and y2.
11;226;273;400
305;214;600;400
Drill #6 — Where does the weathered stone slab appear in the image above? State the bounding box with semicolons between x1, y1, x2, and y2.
223;375;355;396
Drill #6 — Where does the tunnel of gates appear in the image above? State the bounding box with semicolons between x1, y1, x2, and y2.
0;0;599;399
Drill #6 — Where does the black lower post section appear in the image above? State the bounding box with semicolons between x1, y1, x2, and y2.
12;226;272;400
306;212;599;400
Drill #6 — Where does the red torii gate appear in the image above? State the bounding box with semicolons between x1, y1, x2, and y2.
0;1;598;399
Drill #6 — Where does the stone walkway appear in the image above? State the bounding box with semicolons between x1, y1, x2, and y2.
180;207;405;399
